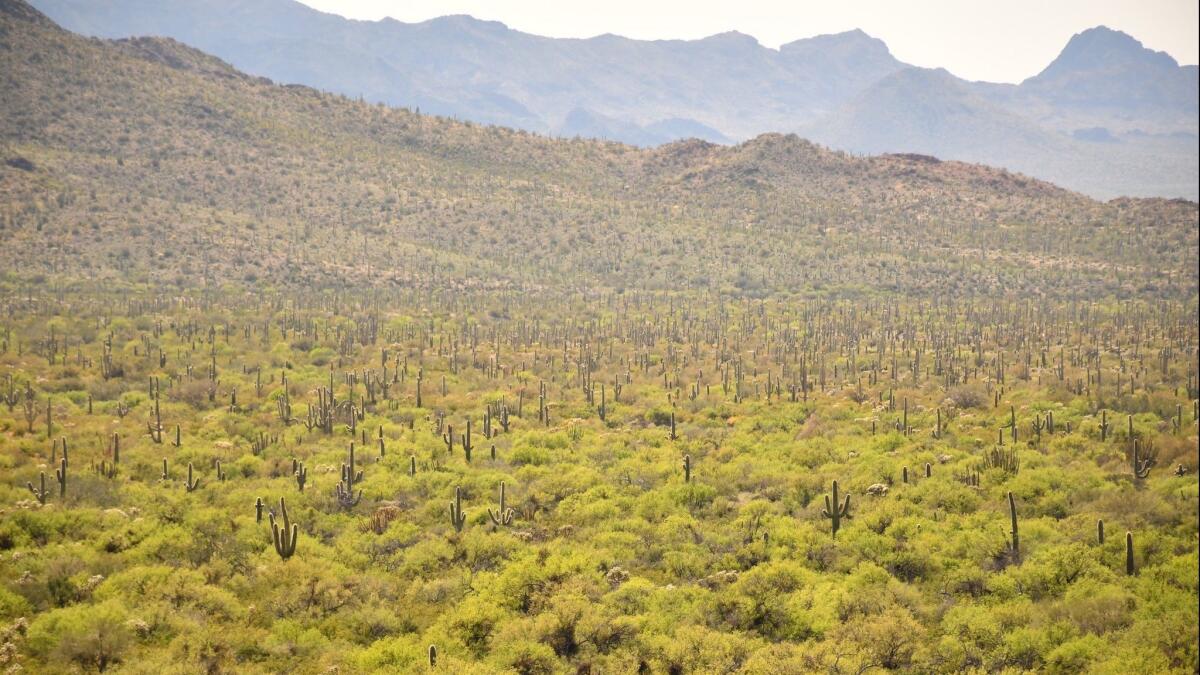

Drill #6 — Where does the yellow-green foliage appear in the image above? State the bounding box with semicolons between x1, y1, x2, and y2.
0;2;1196;673
0;289;1195;673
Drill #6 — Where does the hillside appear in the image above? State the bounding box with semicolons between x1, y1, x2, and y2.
0;0;1197;299
26;0;1200;199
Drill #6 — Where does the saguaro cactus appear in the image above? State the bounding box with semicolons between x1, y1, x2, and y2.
336;443;362;508
1125;531;1135;575
184;462;200;492
270;497;299;560
295;461;308;492
1131;440;1156;480
1007;491;1020;563
449;486;467;532
682;454;692;483
26;472;49;504
54;455;67;498
148;388;163;444
1097;518;1105;545
822;480;851;537
487;482;515;527
461;419;473;462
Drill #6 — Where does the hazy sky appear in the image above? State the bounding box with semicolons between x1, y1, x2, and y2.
297;0;1198;83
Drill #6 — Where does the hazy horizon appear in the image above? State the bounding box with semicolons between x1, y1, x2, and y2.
296;0;1199;83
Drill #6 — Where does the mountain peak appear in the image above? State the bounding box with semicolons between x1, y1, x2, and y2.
420;13;510;33
1020;24;1195;115
779;29;898;67
698;30;760;48
782;28;886;51
1033;25;1179;80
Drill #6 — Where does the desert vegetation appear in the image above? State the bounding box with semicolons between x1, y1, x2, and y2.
0;288;1195;673
0;1;1197;672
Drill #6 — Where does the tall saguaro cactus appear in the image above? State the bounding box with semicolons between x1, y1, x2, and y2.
822;480;851;537
1007;491;1020;563
184;462;200;492
270;497;299;560
1131;440;1156;480
462;419;473;462
27;472;49;504
449;486;467;532
336;443;362;508
487;482;515;527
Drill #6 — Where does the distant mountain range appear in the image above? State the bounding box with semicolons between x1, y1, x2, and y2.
28;0;1199;199
2;0;1197;298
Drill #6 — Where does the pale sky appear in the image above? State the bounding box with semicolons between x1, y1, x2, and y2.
297;0;1198;83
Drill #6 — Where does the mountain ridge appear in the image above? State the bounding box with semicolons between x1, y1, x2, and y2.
1;0;1196;299
28;0;1197;199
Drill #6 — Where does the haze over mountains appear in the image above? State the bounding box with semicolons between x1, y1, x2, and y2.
29;0;1199;200
3;0;1197;300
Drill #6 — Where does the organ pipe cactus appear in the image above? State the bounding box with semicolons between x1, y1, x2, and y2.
822;480;851;537
982;445;1020;475
270;497;299;560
